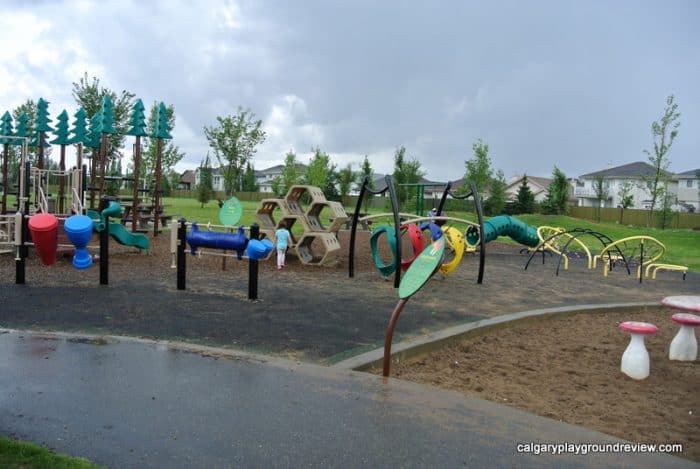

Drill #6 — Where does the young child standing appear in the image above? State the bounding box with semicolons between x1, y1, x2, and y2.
274;222;291;270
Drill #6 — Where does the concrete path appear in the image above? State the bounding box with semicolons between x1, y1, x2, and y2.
0;330;694;468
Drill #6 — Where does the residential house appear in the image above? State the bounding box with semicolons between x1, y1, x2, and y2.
674;168;700;212
178;170;196;190
255;163;308;193
369;175;447;198
193;167;225;192
505;175;552;203
574;161;675;210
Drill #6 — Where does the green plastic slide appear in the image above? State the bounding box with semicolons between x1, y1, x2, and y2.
107;221;150;250
466;215;539;248
86;207;150;250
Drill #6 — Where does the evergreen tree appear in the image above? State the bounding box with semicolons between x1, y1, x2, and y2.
513;175;535;214
484;170;507;216
241;161;259;192
541;166;569;215
196;154;214;208
359;155;374;212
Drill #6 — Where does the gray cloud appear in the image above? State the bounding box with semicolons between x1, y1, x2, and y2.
1;0;698;181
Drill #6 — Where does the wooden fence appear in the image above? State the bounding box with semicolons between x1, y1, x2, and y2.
569;206;700;229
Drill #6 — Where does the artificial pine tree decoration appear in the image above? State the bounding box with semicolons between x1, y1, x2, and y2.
0;111;14;213
150;102;173;236
68;107;89;171
33;98;53;169
86;110;103;208
50;110;71;213
125;99;148;232
97;96;117;197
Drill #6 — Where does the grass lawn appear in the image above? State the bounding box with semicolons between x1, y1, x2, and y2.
161;197;699;272
5;193;696;272
0;436;103;468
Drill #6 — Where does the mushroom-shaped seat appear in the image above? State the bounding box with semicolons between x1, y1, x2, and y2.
669;313;700;361
619;321;658;380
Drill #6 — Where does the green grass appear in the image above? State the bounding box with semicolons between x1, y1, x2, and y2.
514;214;700;272
0;436;103;468
160;198;699;271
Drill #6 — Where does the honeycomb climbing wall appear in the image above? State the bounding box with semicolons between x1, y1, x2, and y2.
254;185;348;266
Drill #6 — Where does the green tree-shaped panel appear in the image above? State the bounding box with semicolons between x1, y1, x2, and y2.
0;111;14;145
50;110;71;145
68;107;89;145
151;102;172;139
99;95;117;134
35;97;53;133
86;110;103;149
12;113;30;147
125;99;148;136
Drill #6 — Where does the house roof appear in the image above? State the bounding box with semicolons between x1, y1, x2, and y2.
506;175;552;193
579;161;671;179
371;175;446;192
675;168;700;178
255;163;308;176
179;170;195;185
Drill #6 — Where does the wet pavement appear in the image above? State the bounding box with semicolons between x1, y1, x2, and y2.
0;330;694;468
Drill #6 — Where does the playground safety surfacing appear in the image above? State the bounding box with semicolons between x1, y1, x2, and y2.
0;240;698;363
1;241;698;466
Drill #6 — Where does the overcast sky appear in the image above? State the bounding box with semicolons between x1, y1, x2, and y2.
1;0;698;182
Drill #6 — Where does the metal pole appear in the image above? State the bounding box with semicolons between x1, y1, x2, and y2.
248;224;259;300
99;197;109;285
386;176;402;289
15;213;26;284
383;298;409;377
176;218;187;290
348;177;368;279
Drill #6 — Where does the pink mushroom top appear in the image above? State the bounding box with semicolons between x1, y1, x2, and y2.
619;321;658;334
661;295;700;313
671;313;700;326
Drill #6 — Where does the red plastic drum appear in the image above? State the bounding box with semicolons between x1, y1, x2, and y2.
28;213;59;266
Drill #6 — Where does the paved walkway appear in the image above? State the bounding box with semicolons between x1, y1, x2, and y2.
0;330;694;468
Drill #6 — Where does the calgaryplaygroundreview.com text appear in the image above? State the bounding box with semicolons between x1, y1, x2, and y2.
516;442;684;456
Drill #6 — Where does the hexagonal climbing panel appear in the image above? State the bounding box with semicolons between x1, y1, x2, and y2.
306;200;348;232
295;232;342;266
285;185;326;215
255;185;347;266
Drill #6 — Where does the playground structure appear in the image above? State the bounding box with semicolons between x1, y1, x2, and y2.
526;229;688;281
349;176;487;288
254;185;348;266
1;96;173;238
169;219;273;300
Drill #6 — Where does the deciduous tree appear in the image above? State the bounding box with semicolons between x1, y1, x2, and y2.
463;138;493;195
203;108;266;194
640;95;680;226
72;72;134;160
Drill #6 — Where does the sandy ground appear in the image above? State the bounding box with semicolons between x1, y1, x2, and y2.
383;306;700;462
